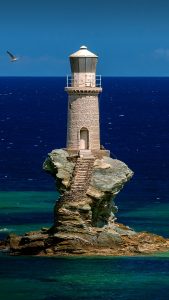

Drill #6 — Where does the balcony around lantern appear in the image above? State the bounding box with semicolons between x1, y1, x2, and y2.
65;75;102;94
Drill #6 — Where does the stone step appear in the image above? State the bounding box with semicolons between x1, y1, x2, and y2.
73;180;88;185
78;159;92;162
76;169;88;171
73;176;90;180
73;177;87;182
77;165;92;167
71;188;86;190
71;184;84;186
72;185;86;188
71;187;84;190
77;167;89;169
77;165;89;167
75;174;88;177
71;190;84;193
72;178;86;181
73;176;88;179
76;163;87;166
74;179;87;182
73;179;86;182
79;161;93;163
77;158;94;161
76;163;93;168
72;176;88;184
71;179;87;184
76;163;93;166
74;174;88;178
71;184;85;188
76;174;88;176
75;176;87;179
75;172;88;175
74;183;88;186
76;167;88;169
74;176;88;179
71;185;85;188
71;190;85;193
76;173;89;175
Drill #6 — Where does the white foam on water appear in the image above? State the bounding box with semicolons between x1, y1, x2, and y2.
0;228;9;232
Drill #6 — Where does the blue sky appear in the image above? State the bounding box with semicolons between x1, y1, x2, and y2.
1;0;169;76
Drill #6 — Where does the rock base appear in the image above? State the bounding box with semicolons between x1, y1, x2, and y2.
1;224;169;256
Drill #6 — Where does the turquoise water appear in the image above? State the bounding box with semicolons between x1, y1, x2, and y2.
1;254;169;300
0;192;57;238
117;199;169;237
0;191;169;300
0;191;169;238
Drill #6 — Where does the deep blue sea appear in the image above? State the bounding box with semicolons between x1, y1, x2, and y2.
0;77;169;299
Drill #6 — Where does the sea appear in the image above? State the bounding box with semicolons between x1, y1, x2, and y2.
0;77;169;299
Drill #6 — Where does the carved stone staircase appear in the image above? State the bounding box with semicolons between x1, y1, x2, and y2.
71;158;94;194
60;157;95;203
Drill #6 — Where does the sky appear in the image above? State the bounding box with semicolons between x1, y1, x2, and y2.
1;0;169;76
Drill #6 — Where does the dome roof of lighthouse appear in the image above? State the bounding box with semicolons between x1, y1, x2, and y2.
70;46;98;58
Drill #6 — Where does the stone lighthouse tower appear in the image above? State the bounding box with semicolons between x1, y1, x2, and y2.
65;46;102;155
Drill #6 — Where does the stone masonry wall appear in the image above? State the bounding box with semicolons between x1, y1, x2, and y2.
66;93;100;150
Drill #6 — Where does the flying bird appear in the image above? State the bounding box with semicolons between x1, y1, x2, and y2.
6;51;19;62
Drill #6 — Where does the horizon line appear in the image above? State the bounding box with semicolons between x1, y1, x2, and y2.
0;75;169;78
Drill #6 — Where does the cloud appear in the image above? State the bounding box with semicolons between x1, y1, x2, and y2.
153;48;169;61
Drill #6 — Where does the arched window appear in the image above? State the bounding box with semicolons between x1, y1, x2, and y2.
80;128;89;150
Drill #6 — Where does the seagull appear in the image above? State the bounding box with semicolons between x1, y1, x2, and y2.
6;51;19;62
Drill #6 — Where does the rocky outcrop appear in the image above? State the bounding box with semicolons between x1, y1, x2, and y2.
51;151;134;236
87;157;133;227
43;149;75;191
2;225;169;256
1;148;169;256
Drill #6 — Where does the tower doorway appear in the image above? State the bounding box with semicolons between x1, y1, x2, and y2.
80;128;89;150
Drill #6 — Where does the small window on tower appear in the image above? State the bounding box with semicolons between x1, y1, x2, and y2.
69;102;72;109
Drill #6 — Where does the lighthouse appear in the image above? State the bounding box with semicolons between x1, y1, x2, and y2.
65;46;102;156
